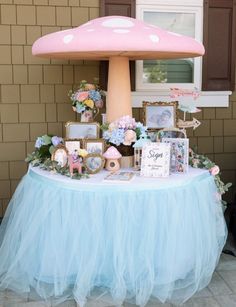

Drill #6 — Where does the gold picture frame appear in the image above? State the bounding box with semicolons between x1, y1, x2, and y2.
83;153;105;174
65;122;100;139
83;139;105;155
51;145;68;167
143;101;178;130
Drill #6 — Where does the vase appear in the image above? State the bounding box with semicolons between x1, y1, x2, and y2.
80;109;94;122
115;144;134;168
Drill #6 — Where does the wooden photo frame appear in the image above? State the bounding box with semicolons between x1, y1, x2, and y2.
65;122;100;139
64;139;82;155
51;145;68;167
143;101;178;130
83;139;105;155
83;153;105;174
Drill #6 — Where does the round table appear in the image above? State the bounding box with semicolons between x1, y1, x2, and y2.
0;166;227;306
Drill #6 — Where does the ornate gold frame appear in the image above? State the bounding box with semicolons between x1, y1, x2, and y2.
142;101;179;131
65;121;100;139
51;145;69;167
83;153;105;174
83;138;105;154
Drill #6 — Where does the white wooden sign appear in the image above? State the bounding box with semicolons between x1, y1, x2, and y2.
140;143;171;177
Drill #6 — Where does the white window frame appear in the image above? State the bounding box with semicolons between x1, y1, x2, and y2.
132;0;232;107
136;0;203;91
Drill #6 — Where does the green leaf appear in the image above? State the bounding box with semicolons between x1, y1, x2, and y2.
41;135;52;146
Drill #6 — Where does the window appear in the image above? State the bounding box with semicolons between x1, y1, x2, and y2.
136;1;203;90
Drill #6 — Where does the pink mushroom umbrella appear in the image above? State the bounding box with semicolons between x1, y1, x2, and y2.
32;16;204;123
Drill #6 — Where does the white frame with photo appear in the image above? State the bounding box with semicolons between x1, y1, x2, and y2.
65;122;100;139
64;139;82;155
143;101;178;130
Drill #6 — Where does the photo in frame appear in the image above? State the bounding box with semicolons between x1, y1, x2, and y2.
64;139;81;155
83;139;105;155
84;153;105;174
143;101;178;130
162;138;189;173
51;145;68;167
65;122;100;139
157;128;187;141
140;143;171;178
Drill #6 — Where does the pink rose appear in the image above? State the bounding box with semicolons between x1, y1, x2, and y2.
123;130;137;146
210;165;220;176
76;91;89;101
95;99;103;108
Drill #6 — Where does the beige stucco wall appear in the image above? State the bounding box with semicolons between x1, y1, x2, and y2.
0;0;235;217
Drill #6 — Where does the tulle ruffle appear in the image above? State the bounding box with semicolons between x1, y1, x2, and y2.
0;168;227;306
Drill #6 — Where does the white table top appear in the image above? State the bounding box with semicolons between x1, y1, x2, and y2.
28;165;210;192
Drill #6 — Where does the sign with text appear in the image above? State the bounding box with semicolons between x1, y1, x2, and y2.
140;143;170;178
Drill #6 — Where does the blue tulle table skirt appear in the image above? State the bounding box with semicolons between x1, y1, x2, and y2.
0;167;227;306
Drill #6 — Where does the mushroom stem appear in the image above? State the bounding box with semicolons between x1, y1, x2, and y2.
106;56;132;122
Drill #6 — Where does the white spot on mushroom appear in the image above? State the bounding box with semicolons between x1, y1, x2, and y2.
87;29;95;32
113;29;130;34
168;31;182;37
102;18;134;28
63;34;74;44
149;34;160;43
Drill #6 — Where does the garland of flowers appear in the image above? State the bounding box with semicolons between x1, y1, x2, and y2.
189;148;232;205
25;135;89;180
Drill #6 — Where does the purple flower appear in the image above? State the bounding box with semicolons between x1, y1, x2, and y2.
35;137;44;148
51;136;63;147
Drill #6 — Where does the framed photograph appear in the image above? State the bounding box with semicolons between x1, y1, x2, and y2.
83;139;105;155
157;128;187;141
143;101;178;130
51;145;68;167
140;143;171;178
162;138;189;173
84;153;105;174
65;122;100;139
64;139;81;155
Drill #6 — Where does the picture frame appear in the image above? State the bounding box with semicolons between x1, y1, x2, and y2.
162;138;189;173
83;139;105;155
156;128;187;141
64;139;82;155
143;101;178;130
83;153;105;174
140;142;171;178
65;122;100;139
51;145;68;167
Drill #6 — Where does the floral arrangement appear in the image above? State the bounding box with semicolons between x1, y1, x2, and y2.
25;135;88;179
102;115;147;146
189;148;232;206
69;79;104;114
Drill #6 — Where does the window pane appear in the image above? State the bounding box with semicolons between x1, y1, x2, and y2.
143;11;195;84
